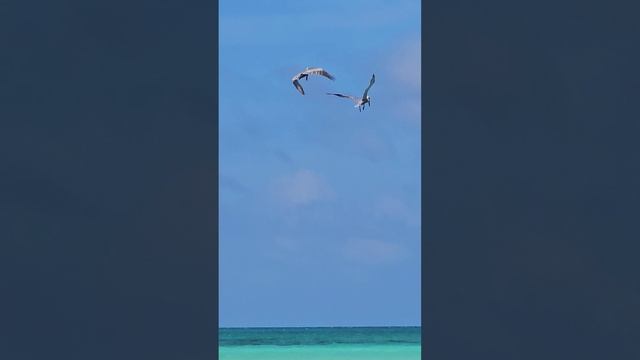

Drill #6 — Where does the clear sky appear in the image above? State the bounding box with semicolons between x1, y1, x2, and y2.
219;0;421;327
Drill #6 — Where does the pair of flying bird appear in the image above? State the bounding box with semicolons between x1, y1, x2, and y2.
291;67;375;112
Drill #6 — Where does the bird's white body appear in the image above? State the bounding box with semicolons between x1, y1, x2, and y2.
355;97;370;108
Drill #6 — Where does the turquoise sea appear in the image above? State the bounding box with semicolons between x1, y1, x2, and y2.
219;326;421;360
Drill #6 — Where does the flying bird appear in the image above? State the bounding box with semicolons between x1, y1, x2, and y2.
291;67;335;95
327;74;375;112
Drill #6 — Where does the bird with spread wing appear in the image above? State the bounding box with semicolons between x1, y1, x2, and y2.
326;74;375;112
291;67;335;95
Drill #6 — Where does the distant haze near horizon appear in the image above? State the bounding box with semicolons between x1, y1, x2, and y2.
219;326;421;329
219;0;421;328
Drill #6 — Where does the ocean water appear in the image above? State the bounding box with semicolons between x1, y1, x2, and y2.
219;326;421;360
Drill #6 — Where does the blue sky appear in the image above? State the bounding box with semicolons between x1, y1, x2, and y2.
219;0;421;327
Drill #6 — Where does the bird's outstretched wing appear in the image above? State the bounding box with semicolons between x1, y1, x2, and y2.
292;79;305;95
302;67;336;80
361;73;376;99
291;67;334;95
326;92;359;104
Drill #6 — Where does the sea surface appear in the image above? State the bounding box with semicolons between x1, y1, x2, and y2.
219;326;421;360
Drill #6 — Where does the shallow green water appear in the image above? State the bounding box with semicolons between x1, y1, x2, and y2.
219;327;421;360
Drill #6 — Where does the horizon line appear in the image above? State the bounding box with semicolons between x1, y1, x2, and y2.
219;325;421;329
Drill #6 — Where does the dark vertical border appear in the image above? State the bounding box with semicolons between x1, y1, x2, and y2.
421;0;428;358
214;0;220;356
0;0;219;359
214;0;220;355
423;0;640;359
